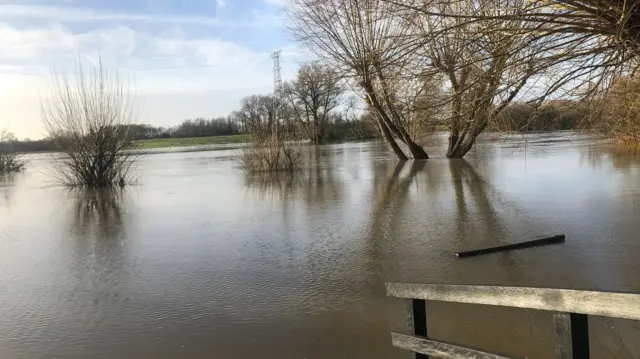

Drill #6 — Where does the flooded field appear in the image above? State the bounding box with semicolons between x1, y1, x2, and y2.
1;132;639;358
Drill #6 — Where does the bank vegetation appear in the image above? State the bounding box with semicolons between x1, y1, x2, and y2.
0;130;25;172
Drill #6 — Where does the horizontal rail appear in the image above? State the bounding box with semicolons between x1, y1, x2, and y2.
392;333;520;359
386;283;640;321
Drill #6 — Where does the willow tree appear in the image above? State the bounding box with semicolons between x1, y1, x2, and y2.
282;62;345;144
287;0;431;159
42;60;138;187
391;0;553;157
598;74;640;144
504;0;640;57
388;0;638;109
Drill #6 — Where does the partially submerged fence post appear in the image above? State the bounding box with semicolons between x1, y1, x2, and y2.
386;283;640;359
412;299;428;359
553;312;590;359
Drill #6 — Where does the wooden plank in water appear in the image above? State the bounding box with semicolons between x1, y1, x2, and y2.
391;333;520;359
385;283;640;321
455;235;566;258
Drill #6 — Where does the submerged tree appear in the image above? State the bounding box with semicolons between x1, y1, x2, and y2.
234;94;302;173
405;0;549;158
0;129;25;172
287;0;555;159
287;0;431;160
42;60;137;187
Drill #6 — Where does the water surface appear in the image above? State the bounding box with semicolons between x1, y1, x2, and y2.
1;132;639;358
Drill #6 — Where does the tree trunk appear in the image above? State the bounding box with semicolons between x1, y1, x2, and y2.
446;123;485;159
376;116;408;160
312;135;324;145
362;82;407;142
446;145;467;159
405;138;429;159
361;81;429;159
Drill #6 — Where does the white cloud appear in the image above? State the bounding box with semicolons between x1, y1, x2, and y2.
0;23;272;80
77;26;138;58
262;0;287;6
0;1;296;138
0;4;277;28
0;22;298;138
0;24;75;60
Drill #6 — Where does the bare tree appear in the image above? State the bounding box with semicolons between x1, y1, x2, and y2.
42;60;137;187
387;0;637;103
282;62;345;144
287;0;558;159
598;74;640;144
495;0;640;58
237;135;303;173
233;94;293;141
287;0;431;159
395;0;551;158
0;129;24;172
234;94;302;173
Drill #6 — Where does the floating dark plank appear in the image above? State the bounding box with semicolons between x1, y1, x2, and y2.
455;234;565;258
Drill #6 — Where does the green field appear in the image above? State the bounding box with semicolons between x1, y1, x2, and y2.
131;135;252;149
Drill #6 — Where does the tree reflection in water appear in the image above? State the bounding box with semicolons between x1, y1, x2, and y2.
70;188;126;240
0;172;18;208
243;172;302;201
582;145;640;208
242;146;344;203
65;188;133;310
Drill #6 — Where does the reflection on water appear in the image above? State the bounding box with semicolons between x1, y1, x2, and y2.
243;146;345;203
69;189;126;240
0;172;18;207
65;189;133;297
243;172;302;200
1;134;640;358
583;144;640;171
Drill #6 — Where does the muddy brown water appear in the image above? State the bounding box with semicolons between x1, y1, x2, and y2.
1;132;639;358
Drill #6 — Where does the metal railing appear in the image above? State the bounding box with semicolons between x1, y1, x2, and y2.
385;283;640;359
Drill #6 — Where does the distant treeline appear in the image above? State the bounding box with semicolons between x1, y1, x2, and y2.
124;116;379;142
492;100;591;132
4;115;379;153
1;138;58;153
3;99;593;154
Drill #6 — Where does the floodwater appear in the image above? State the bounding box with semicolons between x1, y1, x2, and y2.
1;132;639;359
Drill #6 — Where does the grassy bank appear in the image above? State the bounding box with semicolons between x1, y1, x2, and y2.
131;134;252;149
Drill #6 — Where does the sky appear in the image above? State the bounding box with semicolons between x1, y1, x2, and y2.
0;0;303;140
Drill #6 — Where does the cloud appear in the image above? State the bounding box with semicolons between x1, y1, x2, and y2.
216;0;227;9
0;3;296;138
0;22;277;89
262;0;287;6
0;4;277;28
0;24;75;60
